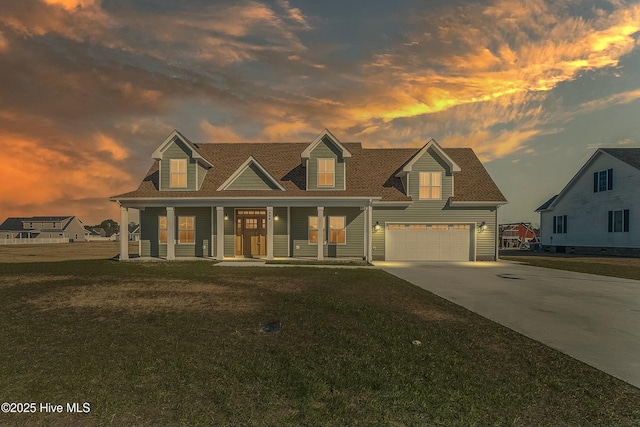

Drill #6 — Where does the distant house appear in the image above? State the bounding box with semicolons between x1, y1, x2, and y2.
84;226;107;241
499;223;537;249
0;216;87;244
128;224;140;241
111;129;507;261
536;148;640;256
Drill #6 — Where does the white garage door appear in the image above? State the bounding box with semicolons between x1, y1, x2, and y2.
385;224;472;261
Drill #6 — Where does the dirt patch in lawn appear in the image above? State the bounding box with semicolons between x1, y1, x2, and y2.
30;279;261;313
217;274;305;293
411;306;461;322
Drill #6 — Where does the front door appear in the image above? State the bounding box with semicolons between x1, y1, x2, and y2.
235;210;267;257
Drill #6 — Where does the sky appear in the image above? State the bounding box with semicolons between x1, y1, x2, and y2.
1;0;640;226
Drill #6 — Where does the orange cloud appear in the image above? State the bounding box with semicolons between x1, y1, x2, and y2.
0;31;8;52
200;121;247;143
0;133;135;221
42;0;97;10
95;133;130;160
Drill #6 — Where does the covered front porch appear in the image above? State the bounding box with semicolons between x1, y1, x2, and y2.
118;198;378;262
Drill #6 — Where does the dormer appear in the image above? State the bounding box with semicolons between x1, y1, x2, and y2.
218;156;285;191
152;130;213;191
301;129;352;191
395;139;461;201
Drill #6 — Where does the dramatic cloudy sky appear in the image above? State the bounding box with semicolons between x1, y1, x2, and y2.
1;0;640;225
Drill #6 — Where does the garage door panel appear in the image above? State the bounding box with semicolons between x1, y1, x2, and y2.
386;224;471;261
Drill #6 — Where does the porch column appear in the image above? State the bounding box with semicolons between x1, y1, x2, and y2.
119;206;128;260
367;204;373;262
166;206;175;260
317;206;324;261
216;207;224;260
266;206;274;260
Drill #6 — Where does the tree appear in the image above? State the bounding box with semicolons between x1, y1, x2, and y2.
98;219;119;237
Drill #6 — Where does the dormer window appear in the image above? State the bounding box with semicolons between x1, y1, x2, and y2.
419;172;442;200
318;158;335;187
170;159;187;188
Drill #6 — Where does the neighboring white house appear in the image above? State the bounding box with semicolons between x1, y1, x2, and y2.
536;148;640;255
0;216;88;244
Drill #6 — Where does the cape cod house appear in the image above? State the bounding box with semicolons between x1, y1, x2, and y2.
111;129;506;261
0;216;87;244
536;148;640;256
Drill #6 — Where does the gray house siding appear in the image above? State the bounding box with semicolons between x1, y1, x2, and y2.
273;207;288;257
159;140;198;191
290;207;364;257
224;207;235;256
140;207;211;257
307;138;346;190
226;164;280;190
407;147;453;199
140;207;163;257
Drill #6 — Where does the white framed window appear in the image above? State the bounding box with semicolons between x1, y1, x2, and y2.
419;172;442;200
308;216;319;244
159;216;167;243
608;209;629;233
553;215;567;234
328;216;346;244
178;216;195;244
170;159;187;188
594;169;613;192
387;224;405;231
317;158;335;187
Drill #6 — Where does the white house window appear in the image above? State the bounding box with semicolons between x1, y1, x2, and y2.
178;216;195;244
170;159;187;188
317;158;335;187
159;216;167;243
594;169;613;192
553;215;567;234
328;216;346;244
608;209;629;233
419;172;442;200
308;216;318;244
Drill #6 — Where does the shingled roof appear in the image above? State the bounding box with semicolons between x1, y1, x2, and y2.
113;142;506;204
601;148;640;170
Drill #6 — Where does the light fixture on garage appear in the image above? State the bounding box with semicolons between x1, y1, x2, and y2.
478;221;487;232
275;214;279;221
374;221;381;232
224;214;229;220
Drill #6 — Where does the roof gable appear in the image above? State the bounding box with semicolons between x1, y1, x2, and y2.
152;130;213;168
301;129;352;161
395;139;461;177
537;148;638;212
217;156;285;191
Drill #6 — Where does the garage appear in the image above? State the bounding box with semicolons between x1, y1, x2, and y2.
385;223;472;261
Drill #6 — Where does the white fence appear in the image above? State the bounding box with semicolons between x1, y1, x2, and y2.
0;238;70;245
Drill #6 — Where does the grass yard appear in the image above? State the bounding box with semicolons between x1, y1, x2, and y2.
501;251;640;280
1;261;640;426
0;241;138;263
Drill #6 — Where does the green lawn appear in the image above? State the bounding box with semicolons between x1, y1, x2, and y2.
501;254;640;280
1;261;639;426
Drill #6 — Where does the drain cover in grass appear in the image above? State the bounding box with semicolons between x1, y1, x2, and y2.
260;321;281;333
497;273;523;280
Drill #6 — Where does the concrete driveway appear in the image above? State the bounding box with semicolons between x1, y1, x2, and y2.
376;261;640;389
